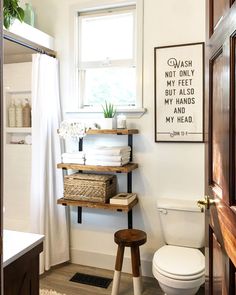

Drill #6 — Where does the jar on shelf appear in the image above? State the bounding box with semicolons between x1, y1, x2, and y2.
8;99;16;127
117;114;127;129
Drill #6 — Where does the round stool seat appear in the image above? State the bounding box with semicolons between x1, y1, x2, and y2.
112;229;147;295
114;229;147;247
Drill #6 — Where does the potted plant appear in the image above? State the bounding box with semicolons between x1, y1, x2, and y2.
101;101;116;129
3;0;25;30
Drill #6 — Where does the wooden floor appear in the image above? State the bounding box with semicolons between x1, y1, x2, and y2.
40;263;205;295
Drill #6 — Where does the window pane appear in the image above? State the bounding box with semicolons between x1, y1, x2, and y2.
83;68;136;106
80;11;134;62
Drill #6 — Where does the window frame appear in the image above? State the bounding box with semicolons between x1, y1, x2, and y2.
78;6;136;108
68;0;144;114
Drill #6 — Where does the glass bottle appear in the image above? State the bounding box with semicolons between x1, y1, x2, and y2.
24;3;35;27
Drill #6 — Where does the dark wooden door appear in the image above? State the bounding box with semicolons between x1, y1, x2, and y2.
204;1;236;294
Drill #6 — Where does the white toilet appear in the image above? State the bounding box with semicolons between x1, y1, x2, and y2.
152;197;205;295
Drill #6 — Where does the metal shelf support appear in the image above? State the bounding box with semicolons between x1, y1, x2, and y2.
75;133;135;228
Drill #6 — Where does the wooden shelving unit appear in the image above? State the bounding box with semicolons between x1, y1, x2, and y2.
57;129;139;228
57;197;138;212
57;162;138;173
86;129;139;135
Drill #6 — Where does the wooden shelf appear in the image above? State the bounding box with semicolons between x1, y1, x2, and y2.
57;162;138;173
86;129;139;135
57;197;138;212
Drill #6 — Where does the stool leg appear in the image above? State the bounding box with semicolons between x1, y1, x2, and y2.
137;247;143;292
111;245;124;295
131;246;142;295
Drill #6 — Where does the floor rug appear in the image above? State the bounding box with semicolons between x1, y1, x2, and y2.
40;289;66;295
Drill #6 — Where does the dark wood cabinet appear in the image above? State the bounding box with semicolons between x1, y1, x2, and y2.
4;242;43;295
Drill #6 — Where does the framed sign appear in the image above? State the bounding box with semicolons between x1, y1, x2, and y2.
154;42;204;142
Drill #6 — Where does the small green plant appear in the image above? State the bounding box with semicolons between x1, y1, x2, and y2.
3;0;25;29
102;101;116;118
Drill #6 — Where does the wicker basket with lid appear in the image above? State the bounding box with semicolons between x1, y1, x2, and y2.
64;173;117;203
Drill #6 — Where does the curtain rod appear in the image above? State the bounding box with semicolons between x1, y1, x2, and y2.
3;34;56;58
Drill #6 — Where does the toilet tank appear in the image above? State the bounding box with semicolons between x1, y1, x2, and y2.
157;197;205;248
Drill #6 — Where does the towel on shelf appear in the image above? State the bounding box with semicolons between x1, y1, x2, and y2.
61;152;85;159
62;158;85;164
85;152;130;162
61;152;85;164
87;146;131;156
86;158;130;167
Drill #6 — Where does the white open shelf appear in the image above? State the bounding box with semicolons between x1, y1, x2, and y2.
6;143;32;148
5;90;31;94
4;89;32;144
5;128;31;134
4;20;55;52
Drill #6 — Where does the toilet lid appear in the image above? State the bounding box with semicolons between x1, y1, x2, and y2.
153;245;205;277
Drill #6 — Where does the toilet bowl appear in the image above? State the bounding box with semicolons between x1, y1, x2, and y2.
153;245;205;295
152;198;205;295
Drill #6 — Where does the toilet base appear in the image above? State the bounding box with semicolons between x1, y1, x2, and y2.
159;282;200;295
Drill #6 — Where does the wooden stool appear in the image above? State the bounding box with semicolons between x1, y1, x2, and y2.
111;229;147;295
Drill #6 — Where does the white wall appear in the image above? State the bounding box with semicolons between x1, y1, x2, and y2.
3;62;32;232
30;0;205;276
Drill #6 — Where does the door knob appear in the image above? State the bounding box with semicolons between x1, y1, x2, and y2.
197;196;215;212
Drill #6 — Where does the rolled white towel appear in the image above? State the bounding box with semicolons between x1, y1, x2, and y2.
86;152;130;162
86;146;131;156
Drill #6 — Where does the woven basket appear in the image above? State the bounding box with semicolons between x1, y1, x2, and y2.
64;173;117;203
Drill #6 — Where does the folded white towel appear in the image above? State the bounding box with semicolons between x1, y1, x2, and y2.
86;146;131;156
62;158;85;164
86;158;130;167
86;152;130;162
62;152;85;159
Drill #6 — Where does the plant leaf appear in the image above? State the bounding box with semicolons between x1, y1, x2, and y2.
4;14;11;29
4;0;10;7
16;7;24;21
3;0;24;28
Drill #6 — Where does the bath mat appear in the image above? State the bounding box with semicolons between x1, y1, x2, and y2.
70;272;112;288
40;289;66;295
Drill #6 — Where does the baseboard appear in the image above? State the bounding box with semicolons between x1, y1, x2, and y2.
70;248;153;277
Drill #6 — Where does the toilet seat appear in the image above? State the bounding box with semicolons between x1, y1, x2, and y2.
153;245;205;281
152;265;205;290
154;264;205;281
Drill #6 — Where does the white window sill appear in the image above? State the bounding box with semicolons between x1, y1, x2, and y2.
65;107;147;117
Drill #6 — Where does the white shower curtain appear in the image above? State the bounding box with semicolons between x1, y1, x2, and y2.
31;53;69;273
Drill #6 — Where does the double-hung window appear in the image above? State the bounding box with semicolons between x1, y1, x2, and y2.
77;5;138;109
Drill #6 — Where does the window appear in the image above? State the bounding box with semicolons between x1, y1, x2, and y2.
77;5;141;109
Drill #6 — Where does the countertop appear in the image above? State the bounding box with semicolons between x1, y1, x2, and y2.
3;230;44;267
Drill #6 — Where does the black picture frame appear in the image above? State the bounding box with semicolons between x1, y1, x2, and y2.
154;42;205;143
